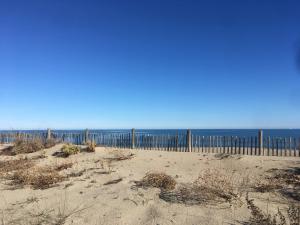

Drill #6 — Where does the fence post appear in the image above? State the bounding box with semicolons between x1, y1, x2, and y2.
176;132;179;151
47;128;51;140
131;128;135;149
187;129;192;152
258;129;263;155
85;129;89;144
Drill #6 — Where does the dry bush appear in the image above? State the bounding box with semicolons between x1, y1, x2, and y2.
245;194;300;225
252;176;283;193
246;193;278;225
287;204;300;225
159;169;244;205
134;172;176;191
0;158;34;175
253;169;300;193
7;138;45;155
83;141;96;152
105;149;135;161
8;166;65;189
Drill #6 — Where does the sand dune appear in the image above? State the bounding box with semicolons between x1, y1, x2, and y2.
0;144;299;225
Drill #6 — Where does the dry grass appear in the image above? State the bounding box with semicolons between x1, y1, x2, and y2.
4;138;45;155
0;138;57;156
246;193;279;225
8;166;65;189
245;194;300;225
0;158;34;175
0;194;91;225
159;169;244;205
105;149;135;162
252;168;300;201
84;141;96;152
134;172;176;191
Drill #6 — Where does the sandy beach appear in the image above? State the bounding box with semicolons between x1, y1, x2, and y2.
0;144;299;225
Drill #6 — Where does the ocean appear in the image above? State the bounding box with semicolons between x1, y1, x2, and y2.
1;129;299;138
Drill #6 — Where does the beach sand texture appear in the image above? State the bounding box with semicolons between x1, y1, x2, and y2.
0;144;299;225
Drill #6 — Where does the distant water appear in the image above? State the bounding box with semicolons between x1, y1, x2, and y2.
134;129;300;138
1;129;300;138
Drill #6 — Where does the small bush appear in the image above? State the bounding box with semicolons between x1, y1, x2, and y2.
159;169;243;205
9;166;65;189
61;144;80;157
12;138;44;155
135;172;176;191
85;141;96;152
105;149;135;161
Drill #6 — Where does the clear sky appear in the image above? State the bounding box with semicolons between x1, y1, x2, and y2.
0;0;300;129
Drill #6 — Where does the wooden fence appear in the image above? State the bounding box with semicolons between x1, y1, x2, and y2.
0;129;300;157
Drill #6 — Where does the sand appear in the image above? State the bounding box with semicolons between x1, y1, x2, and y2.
0;144;299;225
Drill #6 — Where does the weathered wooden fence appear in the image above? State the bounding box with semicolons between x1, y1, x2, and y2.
1;129;300;157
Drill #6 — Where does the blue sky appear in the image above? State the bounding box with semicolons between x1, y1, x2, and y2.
0;0;300;129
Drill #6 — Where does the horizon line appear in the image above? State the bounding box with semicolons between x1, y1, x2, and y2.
1;127;300;130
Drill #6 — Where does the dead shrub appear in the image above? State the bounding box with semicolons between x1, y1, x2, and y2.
246;193;278;225
0;159;34;177
84;141;96;152
245;193;300;225
8;166;65;189
134;172;176;191
8;138;45;155
253;169;300;193
252;176;283;193
287;204;300;225
159;169;243;205
105;149;135;161
160;184;213;205
15;138;44;154
0;145;15;156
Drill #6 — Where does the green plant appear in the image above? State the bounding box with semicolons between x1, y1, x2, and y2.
61;144;80;157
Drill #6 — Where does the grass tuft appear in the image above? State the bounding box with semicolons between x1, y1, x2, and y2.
83;141;96;152
61;144;80;157
8;166;65;189
159;169;243;205
0;158;34;175
135;172;176;191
